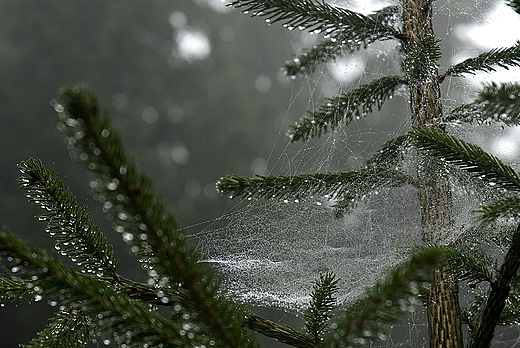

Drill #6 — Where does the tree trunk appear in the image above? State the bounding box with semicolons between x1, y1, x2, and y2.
402;1;464;347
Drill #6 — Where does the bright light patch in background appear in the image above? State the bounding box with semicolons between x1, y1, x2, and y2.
328;56;365;84
175;30;211;62
456;2;520;85
255;74;272;94
455;2;520;161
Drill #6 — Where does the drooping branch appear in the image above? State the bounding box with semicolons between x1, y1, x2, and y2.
0;227;195;347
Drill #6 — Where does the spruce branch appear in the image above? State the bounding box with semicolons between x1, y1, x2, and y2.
229;0;400;44
475;196;520;224
0;278;35;305
247;315;315;348
288;75;405;142
507;0;520;15
469;222;520;348
439;246;495;286
447;82;520;127
442;42;520;80
408;126;520;191
283;5;402;77
0;227;196;348
56;86;256;348
403;33;442;85
322;247;443;347
217;167;414;204
304;272;339;344
17;158;119;280
22;309;94;348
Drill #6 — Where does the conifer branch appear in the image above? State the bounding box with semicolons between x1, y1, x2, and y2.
56;86;256;348
228;0;400;44
288;75;405;142
17;158;119;280
403;33;442;84
0;278;35;305
217;167;414;203
22;309;94;348
322;247;443;347
469;223;520;348
408;126;520;191
304;272;339;344
283;5;402;77
247;315;315;348
440;246;495;286
284;39;346;77
475;196;520;224
442;42;520;80
507;0;520;15
447;82;520;127
0;227;197;347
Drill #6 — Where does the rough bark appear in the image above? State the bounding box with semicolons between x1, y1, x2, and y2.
402;1;464;347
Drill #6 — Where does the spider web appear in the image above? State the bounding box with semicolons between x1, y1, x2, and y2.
193;0;520;346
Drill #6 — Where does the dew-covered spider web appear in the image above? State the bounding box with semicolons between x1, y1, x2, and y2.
192;0;520;346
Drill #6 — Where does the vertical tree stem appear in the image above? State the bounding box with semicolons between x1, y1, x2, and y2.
401;1;464;347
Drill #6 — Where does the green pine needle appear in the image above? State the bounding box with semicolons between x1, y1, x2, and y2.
288;75;405;142
440;246;495;286
229;0;400;44
217;167;414;203
447;82;520;127
283;5;402;77
408;126;520;191
403;33;442;84
322;247;443;347
443;41;520;78
55;86;257;348
17;158;119;280
508;0;520;15
475;195;520;224
304;272;339;344
22;309;94;348
0;227;195;347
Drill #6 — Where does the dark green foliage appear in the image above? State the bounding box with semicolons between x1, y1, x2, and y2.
17;158;119;279
229;0;401;44
322;247;443;348
304;272;339;343
0;227;194;348
54;87;258;348
402;33;442;84
508;0;520;15
442;42;520;79
408;126;520;191
288;75;405;141
476;196;520;224
447;82;520;126
283;5;401;77
438;246;495;286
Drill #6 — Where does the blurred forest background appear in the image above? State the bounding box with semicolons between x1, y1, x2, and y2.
1;0;519;347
